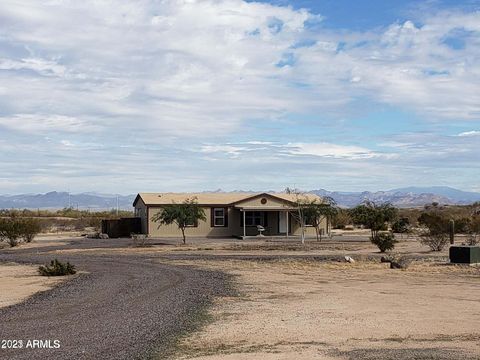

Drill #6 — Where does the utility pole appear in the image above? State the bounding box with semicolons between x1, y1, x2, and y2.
116;196;119;216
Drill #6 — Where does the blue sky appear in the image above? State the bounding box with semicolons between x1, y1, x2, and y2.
0;0;479;194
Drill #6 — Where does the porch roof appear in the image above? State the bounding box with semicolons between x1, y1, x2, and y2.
234;206;294;211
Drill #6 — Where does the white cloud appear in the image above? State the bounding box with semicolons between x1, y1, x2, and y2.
0;1;479;193
0;57;65;77
284;142;380;159
0;114;101;133
0;1;478;143
200;144;248;157
200;141;389;160
458;130;480;137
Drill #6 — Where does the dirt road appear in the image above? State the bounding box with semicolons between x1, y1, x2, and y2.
0;239;232;360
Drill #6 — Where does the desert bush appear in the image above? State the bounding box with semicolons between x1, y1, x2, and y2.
453;217;471;234
465;215;480;246
38;259;76;276
392;217;410;233
418;210;451;251
371;232;397;252
20;218;42;242
419;231;450;251
131;234;149;247
465;234;479;246
0;217;24;247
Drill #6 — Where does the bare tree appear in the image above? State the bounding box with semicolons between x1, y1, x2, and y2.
303;197;338;241
285;188;312;244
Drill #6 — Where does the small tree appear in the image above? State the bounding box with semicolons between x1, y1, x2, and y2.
303;197;338;241
350;201;398;239
350;201;398;252
151;197;206;244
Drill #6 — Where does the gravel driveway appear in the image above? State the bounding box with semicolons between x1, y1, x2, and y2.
0;239;232;360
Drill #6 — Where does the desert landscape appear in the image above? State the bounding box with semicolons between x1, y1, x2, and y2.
1;233;479;360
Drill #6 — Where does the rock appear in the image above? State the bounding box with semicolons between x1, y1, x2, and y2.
390;257;411;269
86;233;100;239
344;256;355;263
381;256;393;263
99;233;109;239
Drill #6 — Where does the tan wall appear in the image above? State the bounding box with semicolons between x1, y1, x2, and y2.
145;206;328;238
148;207;240;238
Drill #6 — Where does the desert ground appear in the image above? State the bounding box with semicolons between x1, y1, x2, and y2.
0;262;64;308
0;233;479;359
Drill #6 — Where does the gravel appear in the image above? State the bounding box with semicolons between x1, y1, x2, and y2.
0;240;233;360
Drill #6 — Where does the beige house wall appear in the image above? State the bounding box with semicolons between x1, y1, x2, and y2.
148;207;240;238
143;205;328;238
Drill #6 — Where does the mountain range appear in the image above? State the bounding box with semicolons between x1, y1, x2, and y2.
0;187;479;210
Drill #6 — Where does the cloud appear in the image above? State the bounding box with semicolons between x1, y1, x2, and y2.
0;1;479;193
0;114;101;134
1;1;478;142
200;141;389;160
0;57;65;77
284;142;380;159
458;130;480;137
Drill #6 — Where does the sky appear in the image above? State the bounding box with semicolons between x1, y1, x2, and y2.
0;0;479;195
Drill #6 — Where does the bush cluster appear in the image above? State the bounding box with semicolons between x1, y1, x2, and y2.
38;259;76;276
371;232;398;253
0;217;42;247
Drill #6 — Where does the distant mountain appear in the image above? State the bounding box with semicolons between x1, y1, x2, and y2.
1;187;479;210
0;191;136;210
311;187;480;208
390;186;480;203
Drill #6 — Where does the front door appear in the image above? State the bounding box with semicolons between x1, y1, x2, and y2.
278;212;287;234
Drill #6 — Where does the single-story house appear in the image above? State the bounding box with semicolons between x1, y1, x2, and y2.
133;192;329;238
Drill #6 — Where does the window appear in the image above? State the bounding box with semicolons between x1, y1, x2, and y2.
245;211;264;226
213;208;225;227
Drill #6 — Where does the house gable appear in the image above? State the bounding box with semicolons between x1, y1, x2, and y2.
232;193;295;208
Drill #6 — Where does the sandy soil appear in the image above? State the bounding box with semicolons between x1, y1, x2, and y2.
0;263;64;308
174;259;480;360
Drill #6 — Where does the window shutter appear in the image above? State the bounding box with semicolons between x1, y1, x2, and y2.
224;208;228;227
210;208;214;227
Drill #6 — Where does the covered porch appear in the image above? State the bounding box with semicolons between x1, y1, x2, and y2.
235;205;295;239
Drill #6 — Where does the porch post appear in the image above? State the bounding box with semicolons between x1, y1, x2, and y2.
243;210;246;238
286;210;289;238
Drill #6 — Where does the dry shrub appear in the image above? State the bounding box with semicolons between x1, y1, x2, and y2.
132;234;149;247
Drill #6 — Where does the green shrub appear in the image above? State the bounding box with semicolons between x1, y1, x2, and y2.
371;232;397;252
38;259;76;276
